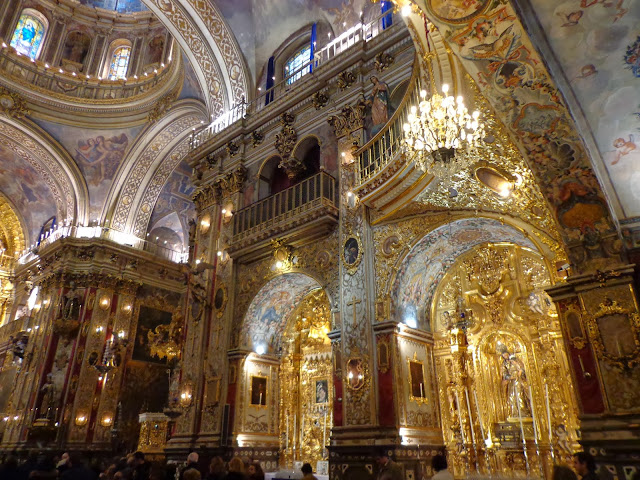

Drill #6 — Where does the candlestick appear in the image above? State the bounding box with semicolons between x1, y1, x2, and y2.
259;392;262;405
454;390;467;444
419;382;424;399
464;387;476;445
528;385;538;441
286;415;289;449
545;384;554;461
515;388;530;476
472;390;486;441
301;414;305;445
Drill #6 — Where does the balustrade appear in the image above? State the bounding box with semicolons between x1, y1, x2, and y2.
190;11;400;150
233;171;337;242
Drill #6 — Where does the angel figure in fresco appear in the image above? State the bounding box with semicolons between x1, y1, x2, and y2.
611;135;636;165
75;133;129;186
498;344;532;419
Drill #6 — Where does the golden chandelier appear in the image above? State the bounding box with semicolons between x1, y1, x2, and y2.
402;84;485;180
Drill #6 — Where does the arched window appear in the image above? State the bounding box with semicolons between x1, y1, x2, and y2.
285;45;311;85
10;9;48;61
107;43;131;80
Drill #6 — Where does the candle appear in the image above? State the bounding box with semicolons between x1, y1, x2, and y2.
301;415;305;444
528;385;538;442
259;393;262;405
419;382;424;399
464;388;476;445
472;390;486;441
323;411;327;448
454;391;467;443
294;414;297;451
545;384;553;443
286;415;289;449
515;389;526;445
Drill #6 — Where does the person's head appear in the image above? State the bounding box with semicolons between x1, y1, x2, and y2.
301;463;313;475
209;457;225;476
184;469;202;480
554;465;578;480
375;449;390;467
228;457;244;474
133;451;145;465
432;454;447;472
187;452;199;464
573;452;596;476
370;76;379;85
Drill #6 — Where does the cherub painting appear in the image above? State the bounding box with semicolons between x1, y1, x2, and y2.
75;133;129;186
611;135;636;165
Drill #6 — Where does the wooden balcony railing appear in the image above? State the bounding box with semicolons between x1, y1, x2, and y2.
355;63;423;185
232;171;338;243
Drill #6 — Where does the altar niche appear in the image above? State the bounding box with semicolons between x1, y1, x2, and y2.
430;243;580;479
279;289;333;470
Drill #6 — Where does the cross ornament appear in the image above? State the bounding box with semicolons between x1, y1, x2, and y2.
347;296;361;330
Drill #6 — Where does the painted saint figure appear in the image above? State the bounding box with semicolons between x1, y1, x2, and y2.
498;344;532;419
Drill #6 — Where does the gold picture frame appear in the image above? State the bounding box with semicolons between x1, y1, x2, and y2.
250;375;268;408
563;305;587;350
585;300;640;369
214;283;227;318
313;377;330;404
342;233;362;275
407;352;428;405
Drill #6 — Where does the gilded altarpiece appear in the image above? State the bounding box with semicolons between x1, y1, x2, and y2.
431;243;579;478
279;290;333;469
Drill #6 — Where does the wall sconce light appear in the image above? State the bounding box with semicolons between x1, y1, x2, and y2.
122;304;132;313
99;296;111;310
200;215;211;233
101;415;113;427
117;330;126;339
179;390;193;407
75;414;88;426
96;326;104;333
43;298;51;309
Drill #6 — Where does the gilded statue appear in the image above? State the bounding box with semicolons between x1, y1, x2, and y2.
38;373;57;420
498;344;532;419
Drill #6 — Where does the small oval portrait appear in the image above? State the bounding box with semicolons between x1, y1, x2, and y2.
88;351;99;366
214;287;225;310
343;236;360;266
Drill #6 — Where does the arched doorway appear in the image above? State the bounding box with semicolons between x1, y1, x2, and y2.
237;273;333;472
390;218;579;478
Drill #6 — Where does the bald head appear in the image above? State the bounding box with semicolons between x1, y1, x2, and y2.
187;452;199;464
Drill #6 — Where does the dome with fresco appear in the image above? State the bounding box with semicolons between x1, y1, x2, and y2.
74;0;147;13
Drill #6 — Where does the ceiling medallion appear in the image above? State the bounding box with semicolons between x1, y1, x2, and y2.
402;84;485;186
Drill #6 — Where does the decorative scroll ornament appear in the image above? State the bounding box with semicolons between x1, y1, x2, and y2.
193;184;219;211
147;91;177;122
275;125;297;159
345;351;370;402
271;238;295;270
336;70;356;90
251;130;264;147
226;140;240;157
312;90;330;110
278;156;305;179
212;165;248;200
275;112;301;178
374;52;395;72
585;299;640;369
327;97;368;138
0;87;30;118
148;311;184;361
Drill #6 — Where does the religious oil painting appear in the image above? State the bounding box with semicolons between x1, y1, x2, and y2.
314;378;329;404
10;12;46;60
408;357;426;401
132;306;173;363
250;375;267;406
343;237;360;265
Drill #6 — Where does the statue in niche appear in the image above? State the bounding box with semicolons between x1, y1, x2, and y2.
62;31;91;69
38;373;57;420
59;284;81;321
367;76;391;136
498;344;532;419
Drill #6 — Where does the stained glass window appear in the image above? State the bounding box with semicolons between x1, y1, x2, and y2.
10;12;46;61
285;45;311;85
108;45;131;80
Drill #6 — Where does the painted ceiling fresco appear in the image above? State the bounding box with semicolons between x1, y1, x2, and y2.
240;273;321;353
215;0;378;80
419;0;616;246
178;53;205;103
528;1;640;222
35;120;143;220
392;217;535;331
147;160;196;254
0;144;56;245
